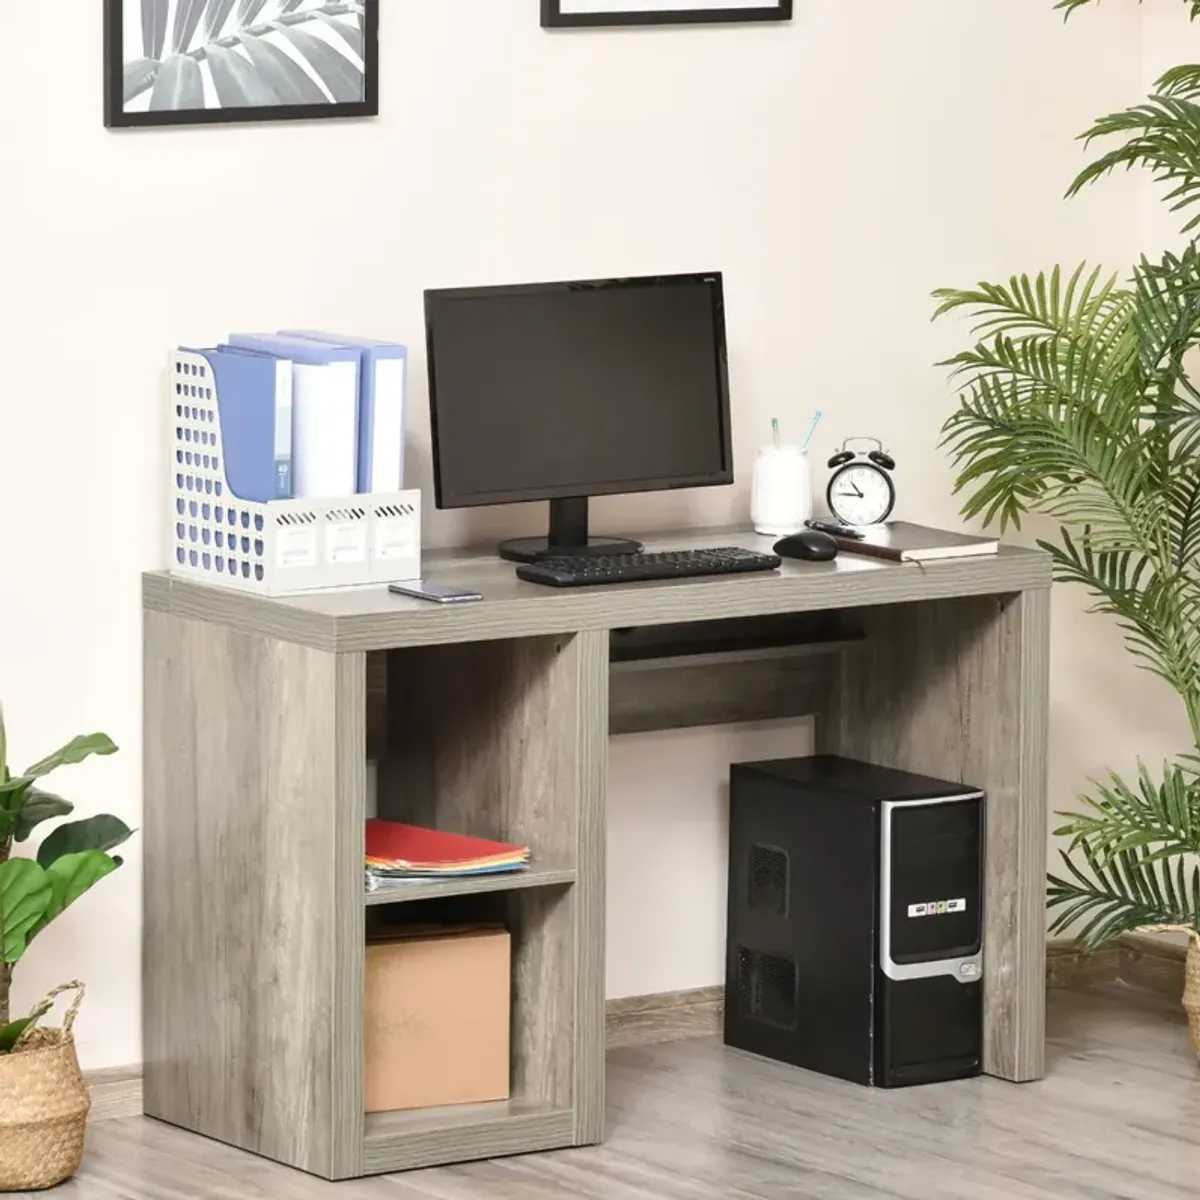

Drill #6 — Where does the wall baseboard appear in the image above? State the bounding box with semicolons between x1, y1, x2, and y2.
85;936;1191;1124
85;1064;143;1122
606;985;724;1049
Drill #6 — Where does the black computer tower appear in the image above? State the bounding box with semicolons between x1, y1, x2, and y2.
724;755;984;1088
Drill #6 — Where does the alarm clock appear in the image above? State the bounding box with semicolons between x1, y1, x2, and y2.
826;438;896;526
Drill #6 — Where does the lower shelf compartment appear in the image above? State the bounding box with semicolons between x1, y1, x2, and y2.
362;1098;576;1174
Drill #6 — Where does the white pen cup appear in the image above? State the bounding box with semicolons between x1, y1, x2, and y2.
751;445;812;537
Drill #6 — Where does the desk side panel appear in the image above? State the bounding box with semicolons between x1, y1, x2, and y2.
816;590;1049;1082
143;611;365;1177
573;629;608;1143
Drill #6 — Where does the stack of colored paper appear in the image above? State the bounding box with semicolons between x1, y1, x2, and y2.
365;820;530;892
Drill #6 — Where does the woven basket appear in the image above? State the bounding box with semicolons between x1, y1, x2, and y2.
1184;936;1200;1059
0;982;91;1192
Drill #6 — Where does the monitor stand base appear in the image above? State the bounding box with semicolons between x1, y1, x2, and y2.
498;496;643;564
498;535;642;565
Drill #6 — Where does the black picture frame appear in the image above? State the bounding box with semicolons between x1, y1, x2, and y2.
104;0;379;129
541;0;792;27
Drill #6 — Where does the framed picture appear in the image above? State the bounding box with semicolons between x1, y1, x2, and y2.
105;0;379;129
542;0;792;27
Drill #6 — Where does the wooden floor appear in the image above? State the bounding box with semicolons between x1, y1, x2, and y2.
47;986;1200;1199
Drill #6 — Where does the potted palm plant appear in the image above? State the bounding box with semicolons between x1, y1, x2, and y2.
0;705;131;1191
935;0;1200;1053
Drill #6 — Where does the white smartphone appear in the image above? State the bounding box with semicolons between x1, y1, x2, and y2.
388;580;483;604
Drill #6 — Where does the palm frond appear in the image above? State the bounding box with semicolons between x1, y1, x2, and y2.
1047;525;1200;728
934;266;1137;378
1133;243;1200;379
932;264;1132;346
203;0;237;40
1055;763;1200;860
934;252;1200;736
1069;94;1200;232
1157;64;1200;101
1040;529;1157;623
171;0;209;55
1047;840;1200;949
939;327;1164;551
1056;0;1200;17
124;0;367;111
141;0;169;60
1133;246;1200;455
1169;475;1200;568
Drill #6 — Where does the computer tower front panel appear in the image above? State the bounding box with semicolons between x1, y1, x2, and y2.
876;973;982;1086
883;795;983;973
877;794;984;1085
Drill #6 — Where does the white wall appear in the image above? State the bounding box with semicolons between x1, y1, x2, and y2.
1;0;1146;1069
607;720;812;998
1139;2;1195;248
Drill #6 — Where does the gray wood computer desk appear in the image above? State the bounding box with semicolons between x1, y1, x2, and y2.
141;528;1051;1181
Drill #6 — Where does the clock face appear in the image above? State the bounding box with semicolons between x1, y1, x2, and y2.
827;463;895;526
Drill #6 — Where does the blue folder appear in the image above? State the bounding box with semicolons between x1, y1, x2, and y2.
228;333;361;499
191;346;292;503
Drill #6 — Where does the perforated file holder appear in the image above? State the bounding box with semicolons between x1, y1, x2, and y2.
168;348;421;596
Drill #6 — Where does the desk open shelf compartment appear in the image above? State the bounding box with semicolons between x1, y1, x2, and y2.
354;632;606;1173
363;886;580;1171
370;636;590;897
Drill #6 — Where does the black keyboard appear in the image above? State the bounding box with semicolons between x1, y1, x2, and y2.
515;547;782;588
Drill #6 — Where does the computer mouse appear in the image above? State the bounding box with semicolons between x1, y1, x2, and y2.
773;530;838;562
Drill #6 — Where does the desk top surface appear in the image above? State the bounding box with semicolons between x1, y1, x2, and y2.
144;526;1051;653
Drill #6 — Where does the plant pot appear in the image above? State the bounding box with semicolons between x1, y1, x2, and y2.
0;983;90;1192
1185;936;1200;1059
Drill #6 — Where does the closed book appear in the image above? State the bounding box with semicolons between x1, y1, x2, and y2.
228;333;360;499
282;331;407;493
188;346;292;503
834;522;999;563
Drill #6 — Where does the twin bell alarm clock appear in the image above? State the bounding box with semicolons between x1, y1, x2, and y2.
825;437;895;526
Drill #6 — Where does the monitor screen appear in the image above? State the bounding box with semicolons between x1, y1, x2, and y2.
425;273;733;509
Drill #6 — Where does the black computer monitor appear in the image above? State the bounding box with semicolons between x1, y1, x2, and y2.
425;272;734;562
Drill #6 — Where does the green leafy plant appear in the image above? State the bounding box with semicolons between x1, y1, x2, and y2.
0;706;131;1051
935;0;1200;949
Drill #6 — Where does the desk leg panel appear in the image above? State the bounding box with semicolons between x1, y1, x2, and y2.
816;589;1050;1082
143;611;365;1177
573;629;608;1143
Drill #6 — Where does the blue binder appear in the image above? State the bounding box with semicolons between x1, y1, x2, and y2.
283;331;407;493
192;346;292;503
228;333;360;499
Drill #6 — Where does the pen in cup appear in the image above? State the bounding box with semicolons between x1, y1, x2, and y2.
800;410;823;452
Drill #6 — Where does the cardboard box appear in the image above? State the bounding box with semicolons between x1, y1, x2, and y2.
364;926;511;1113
